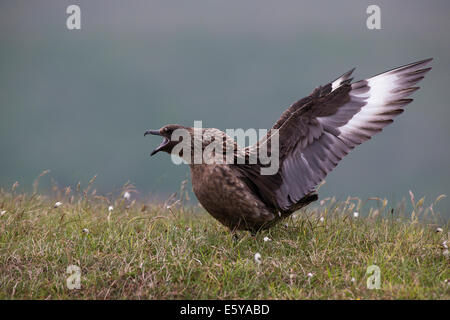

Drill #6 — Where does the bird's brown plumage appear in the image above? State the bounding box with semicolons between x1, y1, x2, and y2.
146;58;433;233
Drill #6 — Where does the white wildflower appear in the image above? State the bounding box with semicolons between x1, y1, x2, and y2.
442;241;449;257
351;277;356;283
123;192;131;200
263;236;271;242
307;272;314;278
436;227;443;233
82;228;89;234
108;205;114;212
289;273;295;285
0;210;6;216
54;201;62;208
353;211;359;218
319;217;324;222
254;253;262;265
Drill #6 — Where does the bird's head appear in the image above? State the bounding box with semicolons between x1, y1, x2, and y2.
145;124;236;163
144;124;188;156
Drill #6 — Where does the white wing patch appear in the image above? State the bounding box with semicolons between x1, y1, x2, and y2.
335;59;432;148
331;68;355;91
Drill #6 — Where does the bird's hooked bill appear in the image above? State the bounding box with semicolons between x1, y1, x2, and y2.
144;130;161;137
144;129;169;156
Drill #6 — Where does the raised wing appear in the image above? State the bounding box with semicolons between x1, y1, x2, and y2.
239;58;432;213
275;58;432;211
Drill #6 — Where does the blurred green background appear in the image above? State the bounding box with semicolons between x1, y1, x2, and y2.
1;1;449;214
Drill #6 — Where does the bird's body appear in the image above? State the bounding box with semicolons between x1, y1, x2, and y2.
190;164;276;232
146;58;433;234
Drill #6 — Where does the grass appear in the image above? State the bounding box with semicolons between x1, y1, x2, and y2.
0;177;448;299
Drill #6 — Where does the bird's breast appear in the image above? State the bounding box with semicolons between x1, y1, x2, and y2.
189;164;275;231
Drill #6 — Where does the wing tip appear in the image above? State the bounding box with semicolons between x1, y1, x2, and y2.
391;58;434;74
343;67;356;78
331;67;356;90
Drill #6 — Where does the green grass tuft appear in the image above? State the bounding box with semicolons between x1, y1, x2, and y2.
0;182;448;299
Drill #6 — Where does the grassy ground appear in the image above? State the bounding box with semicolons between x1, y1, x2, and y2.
0;179;448;299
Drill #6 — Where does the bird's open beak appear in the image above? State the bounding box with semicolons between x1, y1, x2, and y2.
144;130;170;156
144;130;161;137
